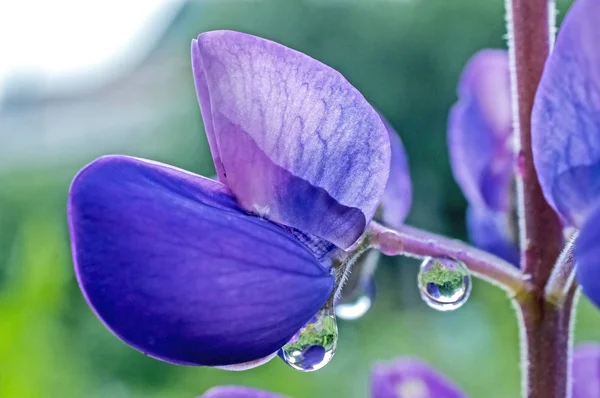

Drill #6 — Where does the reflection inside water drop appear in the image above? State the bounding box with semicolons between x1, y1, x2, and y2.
335;278;375;320
417;257;472;311
278;305;338;372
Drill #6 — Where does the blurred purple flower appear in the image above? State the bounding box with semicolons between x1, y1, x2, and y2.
531;0;600;308
200;386;287;398
448;50;518;265
466;206;519;266
573;343;600;398
379;114;412;229
68;31;393;367
199;358;465;397
371;358;466;398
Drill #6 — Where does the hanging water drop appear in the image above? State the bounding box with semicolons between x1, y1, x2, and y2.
417;257;471;311
335;278;375;320
278;305;338;372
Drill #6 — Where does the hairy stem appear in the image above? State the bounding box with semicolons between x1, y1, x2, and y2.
515;285;578;398
545;233;578;306
369;222;527;295
506;0;563;287
506;1;573;396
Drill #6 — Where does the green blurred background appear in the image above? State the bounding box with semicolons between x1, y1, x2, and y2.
0;0;595;397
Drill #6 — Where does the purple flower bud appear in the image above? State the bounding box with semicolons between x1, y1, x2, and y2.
192;30;391;249
448;50;517;264
69;156;334;366
370;358;466;398
448;50;513;212
200;386;287;398
379;114;412;229
532;0;600;228
572;343;600;398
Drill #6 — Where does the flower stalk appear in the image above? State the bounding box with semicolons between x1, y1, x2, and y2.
505;0;574;396
369;222;527;295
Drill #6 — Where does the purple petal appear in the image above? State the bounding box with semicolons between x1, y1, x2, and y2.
531;0;600;227
191;30;390;249
215;352;277;371
466;206;519;266
371;358;466;398
379;115;412;229
573;343;600;398
68;155;333;366
448;50;513;212
200;386;287;398
576;204;600;309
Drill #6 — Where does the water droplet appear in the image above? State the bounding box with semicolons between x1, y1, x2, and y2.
417;257;472;311
278;306;338;372
335;278;375;320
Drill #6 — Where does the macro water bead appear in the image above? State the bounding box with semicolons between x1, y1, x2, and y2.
278;305;338;372
417;257;472;311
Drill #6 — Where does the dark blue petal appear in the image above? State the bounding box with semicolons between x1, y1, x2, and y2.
466;206;519;266
532;0;600;227
200;386;286;398
68;155;334;366
576;204;600;309
192;31;391;249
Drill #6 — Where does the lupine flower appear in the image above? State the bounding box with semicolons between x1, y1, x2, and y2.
448;50;518;265
68;30;394;367
198;358;465;398
531;0;600;308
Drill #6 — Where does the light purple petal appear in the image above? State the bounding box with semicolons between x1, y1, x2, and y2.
200;386;287;398
192;30;391;249
371;358;467;398
532;0;600;227
448;50;513;212
379;115;412;229
576;204;600;310
466;206;519;266
68;155;333;366
573;343;600;398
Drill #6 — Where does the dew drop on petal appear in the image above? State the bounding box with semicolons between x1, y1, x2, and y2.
417;257;472;311
278;305;338;372
335;278;375;321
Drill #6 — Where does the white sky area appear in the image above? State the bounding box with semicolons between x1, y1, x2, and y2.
0;0;183;98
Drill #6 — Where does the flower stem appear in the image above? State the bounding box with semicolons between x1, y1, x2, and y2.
515;286;578;398
506;0;563;287
505;0;574;396
369;222;527;295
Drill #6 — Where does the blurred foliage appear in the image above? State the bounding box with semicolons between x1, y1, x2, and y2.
0;0;594;397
